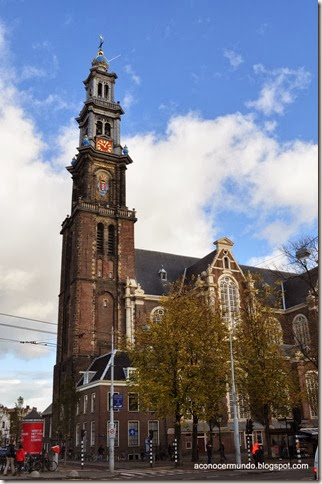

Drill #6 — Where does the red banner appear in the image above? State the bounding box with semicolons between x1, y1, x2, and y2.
21;422;43;455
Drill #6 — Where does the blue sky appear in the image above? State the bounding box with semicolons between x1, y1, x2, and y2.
0;0;318;410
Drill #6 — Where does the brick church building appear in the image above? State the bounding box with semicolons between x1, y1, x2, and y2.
52;43;318;460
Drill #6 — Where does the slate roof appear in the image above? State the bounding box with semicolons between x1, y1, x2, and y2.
134;248;316;309
77;351;131;386
134;248;199;295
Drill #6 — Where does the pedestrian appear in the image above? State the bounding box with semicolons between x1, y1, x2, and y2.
3;439;16;476
256;444;264;464
252;442;260;468
15;443;25;476
168;444;174;460
97;444;104;461
219;442;227;463
206;441;212;464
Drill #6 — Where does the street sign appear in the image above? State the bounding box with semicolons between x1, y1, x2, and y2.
108;427;116;439
129;428;137;436
113;394;123;409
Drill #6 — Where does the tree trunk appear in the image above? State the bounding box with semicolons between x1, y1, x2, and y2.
191;413;199;462
263;404;272;458
174;412;182;465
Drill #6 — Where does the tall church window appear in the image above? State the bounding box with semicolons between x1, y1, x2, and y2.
108;225;115;255
104;122;111;137
104;84;109;98
292;314;310;347
219;276;239;325
305;371;318;418
224;257;230;269
96;121;103;136
150;306;164;324
97;223;104;254
97;82;102;97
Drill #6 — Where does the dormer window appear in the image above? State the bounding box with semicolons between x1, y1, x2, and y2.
159;267;167;281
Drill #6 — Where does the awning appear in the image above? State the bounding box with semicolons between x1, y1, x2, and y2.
299;428;319;436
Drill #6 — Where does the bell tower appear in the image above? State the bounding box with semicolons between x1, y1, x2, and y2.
54;39;137;389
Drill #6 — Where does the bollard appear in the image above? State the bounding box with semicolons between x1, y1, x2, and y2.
246;434;251;464
174;438;178;467
149;439;153;467
81;438;84;470
295;435;302;464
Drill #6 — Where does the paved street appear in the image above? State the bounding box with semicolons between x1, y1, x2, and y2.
0;458;314;481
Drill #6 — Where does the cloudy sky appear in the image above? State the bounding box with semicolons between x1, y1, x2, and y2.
0;0;317;411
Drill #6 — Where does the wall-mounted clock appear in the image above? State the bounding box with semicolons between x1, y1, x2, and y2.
96;138;113;153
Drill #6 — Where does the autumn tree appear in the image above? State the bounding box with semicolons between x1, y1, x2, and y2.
53;377;79;465
125;280;229;463
10;396;24;441
235;274;301;457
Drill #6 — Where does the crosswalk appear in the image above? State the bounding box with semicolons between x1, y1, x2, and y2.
117;468;189;479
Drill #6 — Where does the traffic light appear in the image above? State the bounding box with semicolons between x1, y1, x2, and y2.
246;419;253;434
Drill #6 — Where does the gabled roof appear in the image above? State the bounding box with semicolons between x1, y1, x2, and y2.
77;351;131;387
134;248;316;309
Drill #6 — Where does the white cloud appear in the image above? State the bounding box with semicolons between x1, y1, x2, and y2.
247;248;288;270
123;91;136;109
126;112;317;255
20;65;47;81
223;49;244;69
246;65;311;116
124;64;141;85
0;371;54;410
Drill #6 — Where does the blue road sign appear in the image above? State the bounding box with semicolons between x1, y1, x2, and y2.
129;428;137;436
113;394;123;409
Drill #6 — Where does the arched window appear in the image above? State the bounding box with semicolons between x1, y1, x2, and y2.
224;256;230;269
97;223;104;254
97;82;102;97
108;225;115;255
104;123;111;137
104;84;109;98
219;276;239;324
269;318;283;345
305;371;318;418
292;314;310;347
150;306;164;324
96;121;103;136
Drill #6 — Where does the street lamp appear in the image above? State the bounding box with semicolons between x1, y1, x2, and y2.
108;328;116;474
229;321;241;465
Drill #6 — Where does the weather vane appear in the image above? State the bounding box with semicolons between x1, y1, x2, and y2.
99;34;104;50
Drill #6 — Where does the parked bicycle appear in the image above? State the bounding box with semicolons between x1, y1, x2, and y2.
25;454;58;472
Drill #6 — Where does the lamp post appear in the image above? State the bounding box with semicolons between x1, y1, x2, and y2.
108;329;116;474
229;322;241;465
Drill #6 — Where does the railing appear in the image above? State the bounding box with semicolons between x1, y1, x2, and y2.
75;200;136;219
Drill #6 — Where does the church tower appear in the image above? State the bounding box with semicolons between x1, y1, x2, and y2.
54;40;136;390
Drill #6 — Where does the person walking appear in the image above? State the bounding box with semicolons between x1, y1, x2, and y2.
15;443;25;476
3;440;16;476
97;445;104;461
252;442;260;468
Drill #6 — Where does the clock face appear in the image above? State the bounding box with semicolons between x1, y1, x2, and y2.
96;138;113;153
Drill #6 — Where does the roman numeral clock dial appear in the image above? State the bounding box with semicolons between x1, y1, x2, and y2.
96;138;113;153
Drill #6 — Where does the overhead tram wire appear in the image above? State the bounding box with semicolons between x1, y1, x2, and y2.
0;321;56;335
0;312;57;326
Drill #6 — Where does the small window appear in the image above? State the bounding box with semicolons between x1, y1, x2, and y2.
158;267;167;281
83;395;88;414
148;421;159;445
105;123;111;137
97;259;103;277
97;223;104;254
104;84;109;98
91;393;96;413
103;299;108;308
96;121;103;136
128;393;139;412
128;421;139;446
90;421;95;446
98;83;102;97
151;307;165;324
108;225;115;255
224;256;230;269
